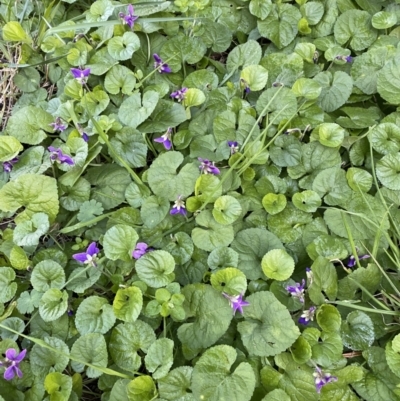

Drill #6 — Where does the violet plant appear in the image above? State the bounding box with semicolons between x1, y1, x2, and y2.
2;0;400;399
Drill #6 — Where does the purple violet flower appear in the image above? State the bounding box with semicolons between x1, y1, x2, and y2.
306;267;313;284
313;366;337;393
153;54;171;74
240;78;250;93
132;242;151;259
82;132;89;142
286;279;306;303
3;157;19;173
170;195;186;216
198;158;220;175
119;4;138;29
298;306;316;325
49;117;67;132
154;128;172;150
335;55;353;63
70;67;91;84
0;348;27;381
48;146;75;166
347;254;370;268
72;242;100;266
67;309;74;316
227;141;239;154
223;293;250;315
170;88;188;102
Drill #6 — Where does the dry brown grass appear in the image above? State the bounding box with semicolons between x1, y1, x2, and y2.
0;43;21;131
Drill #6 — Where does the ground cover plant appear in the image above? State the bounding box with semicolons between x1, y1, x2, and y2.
2;0;400;400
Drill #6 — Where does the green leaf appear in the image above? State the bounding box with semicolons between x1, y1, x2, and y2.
192;210;234;252
210;267;247;295
201;20;232;53
372;11;397;29
269;135;302;168
60;177;91;211
307;258;338;305
231;228;284;280
0;317;25;341
314;71;353;112
240;65;269;92
267;203;313;243
2;21;31;42
139;100;187;133
144;338;174;380
346;168;372;192
212;195;242;225
315;123;346;148
119;91;159;129
103;224;138;262
301;1;324;25
44;372;72;401
262;193;287;215
109;320;155;371
113;286;143;323
292;190;321;213
307;235;347;262
376;153;400;190
183;88;206;108
341;311;375;351
262;389;291;401
261;249;295;281
164;232;194;265
386;340;400;379
80;89;109;116
71;333;108;378
135;250;175;288
178;284;232;349
378;55;400;105
14;67;41;93
352;47;391;95
75;296;116;335
192;345;256;401
208;247;239;270
0;136;23;162
160;34;206;73
30;336;70;375
0;174;59;222
369;123;400;155
238;291;300;356
258;4;302;49
226;40;262;72
13;212;49;247
316;304;341;332
31;260;66;292
158;366;193;400
313;167;352;207
140;195;170;229
6;106;53;144
334;10;377;51
147;151;199;201
256;87;298;123
292;78;322;100
105;64;136;95
291;336;312;365
126;376;156;401
39;289;68;322
85;165;131;210
0;267;17;303
77;199;103;225
107;31;140;60
249;0;272;19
